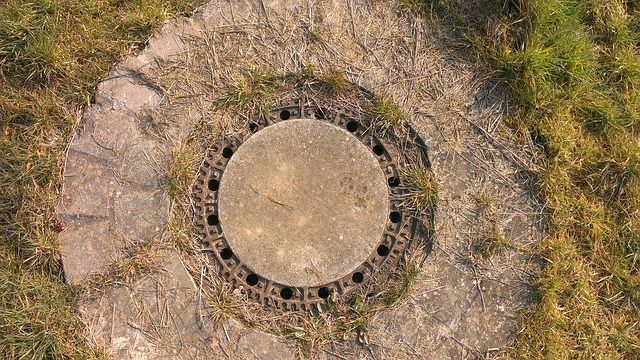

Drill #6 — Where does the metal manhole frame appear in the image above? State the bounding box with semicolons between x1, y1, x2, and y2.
192;88;432;312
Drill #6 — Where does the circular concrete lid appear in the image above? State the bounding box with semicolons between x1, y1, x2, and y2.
218;119;389;287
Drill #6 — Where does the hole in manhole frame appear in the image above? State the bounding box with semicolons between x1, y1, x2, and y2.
207;214;219;226
318;287;331;299
352;272;364;283
279;109;291;120
246;273;259;286
280;287;294;299
222;147;234;158
377;244;390;256
346;121;358;132
208;179;220;191
192;87;433;312
220;248;233;260
372;144;385;156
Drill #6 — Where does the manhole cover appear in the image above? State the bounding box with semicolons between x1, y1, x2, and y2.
193;90;431;311
219;119;389;288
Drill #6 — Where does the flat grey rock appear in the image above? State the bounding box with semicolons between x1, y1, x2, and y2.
81;251;296;359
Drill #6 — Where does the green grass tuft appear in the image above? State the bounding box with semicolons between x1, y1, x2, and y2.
381;256;423;306
402;167;438;213
214;68;281;111
474;225;511;259
83;241;163;295
166;144;196;200
370;95;407;133
318;69;353;95
284;62;317;86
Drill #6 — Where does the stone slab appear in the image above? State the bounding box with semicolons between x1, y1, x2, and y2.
81;251;297;359
59;215;118;285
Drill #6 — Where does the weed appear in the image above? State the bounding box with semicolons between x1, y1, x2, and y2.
214;68;281;112
313;10;325;24
475;225;511;259
319;70;353;95
166;218;192;250
382;255;423;306
206;285;245;324
344;296;372;345
166;144;196;200
370;95;407;133
84;241;163;294
109;246;160;283
307;29;323;43
473;192;494;214
287;315;341;356
402;167;438;213
284;62;317;86
400;0;446;12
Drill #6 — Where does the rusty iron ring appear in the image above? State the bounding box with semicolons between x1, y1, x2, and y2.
193;93;431;311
